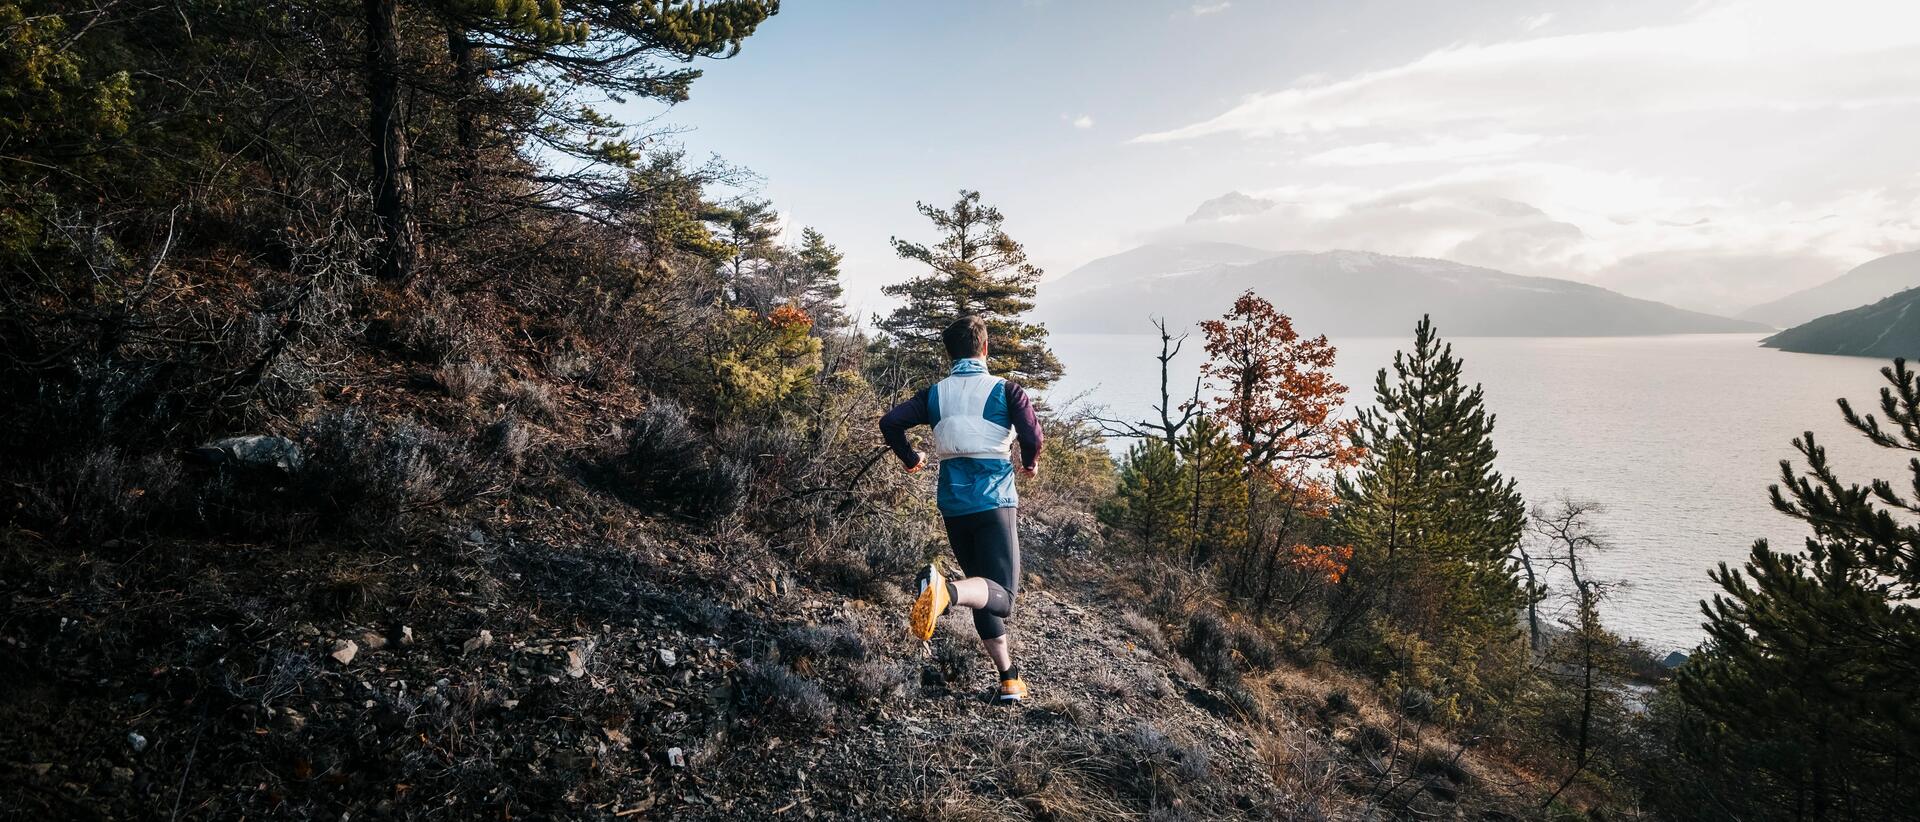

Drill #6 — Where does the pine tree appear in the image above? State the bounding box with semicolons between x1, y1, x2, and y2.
730;225;849;333
364;0;778;281
1329;315;1527;723
793;227;849;331
715;199;781;291
878;190;1061;386
1176;415;1250;569
1665;359;1920;819
1101;438;1188;556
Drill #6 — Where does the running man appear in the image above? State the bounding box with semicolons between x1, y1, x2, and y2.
879;316;1043;703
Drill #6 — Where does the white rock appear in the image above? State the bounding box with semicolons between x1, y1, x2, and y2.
126;731;148;753
462;630;493;654
658;648;677;668
329;640;359;665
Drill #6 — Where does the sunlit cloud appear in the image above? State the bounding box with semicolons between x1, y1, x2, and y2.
1304;133;1547;166
1190;2;1231;16
1134;1;1920;143
1121;0;1920;313
1073;114;1095;129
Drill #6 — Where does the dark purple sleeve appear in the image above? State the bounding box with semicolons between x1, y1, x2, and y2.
1004;382;1043;470
878;388;930;469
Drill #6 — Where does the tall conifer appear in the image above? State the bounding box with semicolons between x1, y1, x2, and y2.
1667;360;1920;818
877;190;1061;386
1331;315;1527;721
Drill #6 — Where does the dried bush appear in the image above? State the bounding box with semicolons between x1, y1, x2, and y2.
1089;670;1129;698
778;623;868;662
508;380;558;421
1095;722;1215;813
300;408;477;533
1179;609;1279;689
435;360;495;401
925;635;977;690
736;660;834;730
678;599;734;634
547;350;600;386
24;447;185;542
397;300;474;362
481;416;531;461
598;401;749;521
843;659;911;703
1121;611;1169;655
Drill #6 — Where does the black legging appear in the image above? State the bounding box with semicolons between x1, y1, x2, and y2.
944;507;1020;639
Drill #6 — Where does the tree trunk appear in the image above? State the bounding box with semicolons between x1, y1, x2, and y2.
446;22;482;191
365;0;417;282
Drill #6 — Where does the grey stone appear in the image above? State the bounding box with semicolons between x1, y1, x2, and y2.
202;435;304;473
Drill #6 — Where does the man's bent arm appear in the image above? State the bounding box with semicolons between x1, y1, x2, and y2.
879;389;931;469
1005;382;1043;470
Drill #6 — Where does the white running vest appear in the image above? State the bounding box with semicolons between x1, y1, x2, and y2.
931;373;1016;460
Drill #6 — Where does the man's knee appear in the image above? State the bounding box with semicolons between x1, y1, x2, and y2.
982;578;1015;619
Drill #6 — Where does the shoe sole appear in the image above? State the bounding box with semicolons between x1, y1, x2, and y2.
909;572;947;641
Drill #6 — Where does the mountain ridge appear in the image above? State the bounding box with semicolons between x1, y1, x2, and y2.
1761;286;1920;358
1739;250;1920;328
1041;244;1769;337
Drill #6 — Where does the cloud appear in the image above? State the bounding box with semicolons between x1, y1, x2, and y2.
1303;133;1547;166
1072;114;1095;129
1114;0;1920;314
1190;2;1231;16
1133;0;1920;144
1520;12;1553;31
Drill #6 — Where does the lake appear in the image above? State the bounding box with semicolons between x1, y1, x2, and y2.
1045;332;1908;652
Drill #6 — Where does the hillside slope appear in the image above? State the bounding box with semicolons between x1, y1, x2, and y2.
0;492;1524;820
1040;246;1768;336
1761;287;1920;359
1740;250;1920;328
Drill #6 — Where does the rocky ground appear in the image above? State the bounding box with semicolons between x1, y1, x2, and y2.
1;491;1534;821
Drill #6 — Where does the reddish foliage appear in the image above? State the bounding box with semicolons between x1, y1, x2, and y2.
1286;543;1355;584
1197;290;1363;483
768;303;813;330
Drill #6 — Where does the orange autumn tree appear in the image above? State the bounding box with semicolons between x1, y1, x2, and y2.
1198;290;1362;617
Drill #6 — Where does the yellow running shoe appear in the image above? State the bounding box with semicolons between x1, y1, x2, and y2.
908;562;949;641
996;675;1029;703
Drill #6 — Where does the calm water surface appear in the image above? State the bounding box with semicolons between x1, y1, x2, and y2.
1045;332;1906;652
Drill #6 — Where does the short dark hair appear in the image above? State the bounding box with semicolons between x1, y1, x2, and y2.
942;316;989;361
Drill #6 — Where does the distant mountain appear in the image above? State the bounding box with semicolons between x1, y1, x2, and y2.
1039;245;1771;337
1185;191;1276;223
1761;288;1920;358
1739;251;1920;328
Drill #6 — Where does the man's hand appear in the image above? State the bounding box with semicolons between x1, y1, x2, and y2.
905;452;926;473
1019;463;1039;478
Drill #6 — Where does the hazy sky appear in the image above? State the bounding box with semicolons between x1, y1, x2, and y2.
640;0;1920;318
